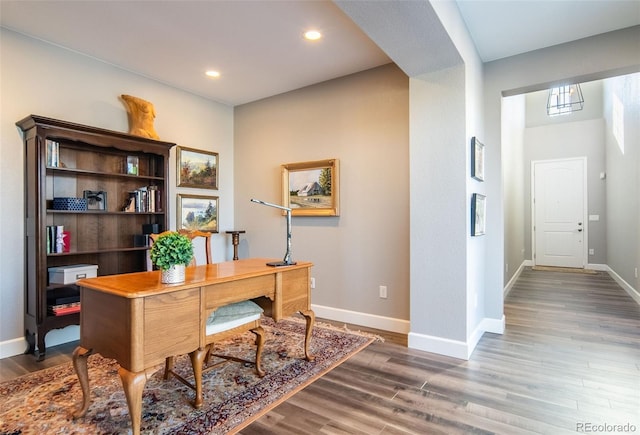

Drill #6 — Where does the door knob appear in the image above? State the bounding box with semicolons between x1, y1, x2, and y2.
578;228;583;232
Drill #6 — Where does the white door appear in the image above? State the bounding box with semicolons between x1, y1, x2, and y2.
533;158;586;268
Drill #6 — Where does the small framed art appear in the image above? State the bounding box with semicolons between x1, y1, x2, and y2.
177;194;218;233
177;146;218;189
83;190;107;211
471;137;484;181
282;159;339;217
471;193;486;236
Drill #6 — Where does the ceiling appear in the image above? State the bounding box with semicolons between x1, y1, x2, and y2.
1;1;638;106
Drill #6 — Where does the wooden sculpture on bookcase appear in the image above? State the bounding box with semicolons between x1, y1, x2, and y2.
120;94;160;140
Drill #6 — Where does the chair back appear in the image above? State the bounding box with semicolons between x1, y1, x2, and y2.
147;229;212;270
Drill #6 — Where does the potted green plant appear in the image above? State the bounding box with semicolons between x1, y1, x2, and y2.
150;232;194;283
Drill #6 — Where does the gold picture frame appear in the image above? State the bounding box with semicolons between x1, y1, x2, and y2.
177;146;218;189
282;159;339;217
177;194;219;233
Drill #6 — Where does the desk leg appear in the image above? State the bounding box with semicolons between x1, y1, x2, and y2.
118;367;149;435
72;346;93;418
189;347;208;409
300;309;316;361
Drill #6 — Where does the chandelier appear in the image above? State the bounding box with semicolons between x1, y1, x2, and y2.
547;84;584;115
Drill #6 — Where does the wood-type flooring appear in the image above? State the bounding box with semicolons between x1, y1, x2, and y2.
1;267;639;434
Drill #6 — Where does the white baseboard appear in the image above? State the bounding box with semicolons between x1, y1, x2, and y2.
481;315;506;334
311;304;410;334
0;325;79;359
408;332;469;360
408;315;505;361
504;260;531;297
0;337;28;359
606;266;640;305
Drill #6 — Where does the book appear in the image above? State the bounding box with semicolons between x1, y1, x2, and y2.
46;140;59;167
48;302;81;316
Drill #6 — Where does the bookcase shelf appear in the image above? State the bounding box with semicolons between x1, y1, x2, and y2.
17;114;176;360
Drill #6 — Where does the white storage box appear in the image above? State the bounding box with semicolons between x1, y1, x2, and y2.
48;264;98;284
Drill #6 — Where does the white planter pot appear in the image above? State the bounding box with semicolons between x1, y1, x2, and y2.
161;264;186;284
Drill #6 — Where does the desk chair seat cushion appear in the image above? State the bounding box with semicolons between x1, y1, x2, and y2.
206;300;263;335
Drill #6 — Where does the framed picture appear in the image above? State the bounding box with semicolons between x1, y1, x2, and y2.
83;190;107;211
282;159;339;217
471;193;486;236
471;137;484;181
177;194;218;233
177;146;218;189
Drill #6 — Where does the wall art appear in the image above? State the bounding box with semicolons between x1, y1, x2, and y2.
177;194;218;233
471;193;486;236
471;137;485;181
281;159;339;217
177;146;218;189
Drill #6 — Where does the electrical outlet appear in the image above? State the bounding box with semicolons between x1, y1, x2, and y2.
310;277;315;289
379;285;387;299
635;268;638;279
589;248;595;255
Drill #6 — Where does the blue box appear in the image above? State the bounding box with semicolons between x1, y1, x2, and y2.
52;197;88;211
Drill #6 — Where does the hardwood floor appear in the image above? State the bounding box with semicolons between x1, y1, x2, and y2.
2;267;639;434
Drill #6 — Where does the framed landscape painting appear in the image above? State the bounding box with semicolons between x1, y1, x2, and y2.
177;146;218;189
178;194;218;233
281;159;339;217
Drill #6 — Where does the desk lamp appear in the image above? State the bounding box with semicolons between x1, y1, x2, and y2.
250;198;296;267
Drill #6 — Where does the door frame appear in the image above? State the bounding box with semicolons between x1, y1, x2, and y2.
531;157;588;268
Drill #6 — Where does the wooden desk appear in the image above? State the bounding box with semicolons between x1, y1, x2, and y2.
72;258;314;435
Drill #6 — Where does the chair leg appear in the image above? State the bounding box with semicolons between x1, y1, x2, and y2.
203;344;213;365
163;356;175;380
252;326;266;377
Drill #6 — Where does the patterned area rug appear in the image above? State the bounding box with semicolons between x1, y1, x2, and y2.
0;318;375;434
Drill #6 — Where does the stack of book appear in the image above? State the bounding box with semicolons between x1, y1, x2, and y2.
47;287;80;316
46;225;69;253
48;301;80;316
124;185;162;212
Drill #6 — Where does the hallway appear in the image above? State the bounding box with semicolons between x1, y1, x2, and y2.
245;267;640;434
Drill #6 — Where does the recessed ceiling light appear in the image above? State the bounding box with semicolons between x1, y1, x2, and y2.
205;70;220;78
304;30;322;41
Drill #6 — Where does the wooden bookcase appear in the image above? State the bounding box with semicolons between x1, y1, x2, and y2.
17;115;175;360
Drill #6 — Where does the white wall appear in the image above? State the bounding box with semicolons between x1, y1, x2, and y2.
523;119;607;264
603;73;640;297
0;29;234;357
408;0;496;360
502;95;526;286
409;65;468;347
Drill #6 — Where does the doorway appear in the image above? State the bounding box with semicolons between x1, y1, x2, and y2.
532;157;587;268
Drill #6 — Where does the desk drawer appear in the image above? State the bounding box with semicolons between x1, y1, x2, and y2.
144;289;200;367
204;275;275;310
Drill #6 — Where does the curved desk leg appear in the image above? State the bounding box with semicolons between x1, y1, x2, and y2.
72;346;93;418
300;309;315;361
118;367;149;435
189;347;208;409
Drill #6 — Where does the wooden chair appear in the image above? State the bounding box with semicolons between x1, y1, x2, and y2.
148;230;266;406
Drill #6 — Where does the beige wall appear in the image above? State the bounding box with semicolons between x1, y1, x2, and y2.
234;64;411;330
